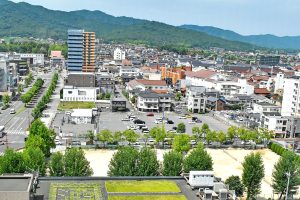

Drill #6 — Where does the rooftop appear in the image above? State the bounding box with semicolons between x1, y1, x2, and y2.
0;174;33;192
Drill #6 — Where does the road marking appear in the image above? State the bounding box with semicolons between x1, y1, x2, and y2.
5;130;27;135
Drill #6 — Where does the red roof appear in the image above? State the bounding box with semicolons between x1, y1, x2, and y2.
136;79;167;86
153;90;168;94
185;70;217;79
254;88;271;94
294;66;300;71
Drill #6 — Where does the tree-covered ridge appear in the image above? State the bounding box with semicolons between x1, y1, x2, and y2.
0;0;259;50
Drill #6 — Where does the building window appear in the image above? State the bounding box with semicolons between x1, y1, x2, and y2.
68;91;73;94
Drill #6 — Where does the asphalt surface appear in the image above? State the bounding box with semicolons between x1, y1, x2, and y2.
0;70;56;153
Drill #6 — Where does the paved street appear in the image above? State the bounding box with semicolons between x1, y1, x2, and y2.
0;70;56;153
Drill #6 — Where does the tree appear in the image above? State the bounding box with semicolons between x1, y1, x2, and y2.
64;148;93;176
108;147;139;176
136;148;159;176
113;131;123;145
97;129;113;148
150;126;166;147
175;92;182;101
183;144;213;172
258;128;274;147
28;119;55;157
130;96;136;104
225;176;244;197
242;152;265;200
123;129;139;144
272;151;300;199
173;134;190;153
177;123;186;133
49;152;64;176
200;123;210;138
0;148;25;174
192;126;202;142
17;84;23;95
86;130;94;145
25;135;48;157
162;150;183;176
216;131;226;145
227;126;238;142
2;93;10;106
23;147;46;176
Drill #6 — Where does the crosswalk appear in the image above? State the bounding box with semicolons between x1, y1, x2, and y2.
5;130;27;135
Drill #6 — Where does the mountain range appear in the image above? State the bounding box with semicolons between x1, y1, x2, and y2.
0;0;299;50
180;25;300;50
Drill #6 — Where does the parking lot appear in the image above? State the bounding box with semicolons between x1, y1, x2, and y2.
97;110;229;135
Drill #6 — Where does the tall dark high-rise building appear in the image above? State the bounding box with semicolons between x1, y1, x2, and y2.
67;29;96;72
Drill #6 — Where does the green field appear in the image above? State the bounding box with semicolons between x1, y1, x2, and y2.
49;182;102;200
105;180;181;193
58;101;96;110
108;195;187;200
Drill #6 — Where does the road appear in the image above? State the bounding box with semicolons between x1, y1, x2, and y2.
0;70;55;153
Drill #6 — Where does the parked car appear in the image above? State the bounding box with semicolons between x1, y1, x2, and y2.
179;116;187;119
167;120;174;124
188;121;196;124
121;118;130;121
134;119;145;124
9;109;16;114
190;140;197;145
147;113;154;117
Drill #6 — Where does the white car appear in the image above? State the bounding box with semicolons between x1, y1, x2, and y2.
188;121;196;124
121;118;130;121
154;120;162;124
179;116;187;119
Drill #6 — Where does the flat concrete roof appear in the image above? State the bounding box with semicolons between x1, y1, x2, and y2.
0;177;31;191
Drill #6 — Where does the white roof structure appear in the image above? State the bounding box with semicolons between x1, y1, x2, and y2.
71;109;93;117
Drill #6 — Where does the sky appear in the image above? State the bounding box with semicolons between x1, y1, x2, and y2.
12;0;300;36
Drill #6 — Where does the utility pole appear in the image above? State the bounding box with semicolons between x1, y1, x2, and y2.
285;171;291;200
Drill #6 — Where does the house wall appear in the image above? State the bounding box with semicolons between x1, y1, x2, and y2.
63;87;97;102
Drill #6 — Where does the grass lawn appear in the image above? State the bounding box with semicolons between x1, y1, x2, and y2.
108;195;187;200
58;101;96;110
49;182;102;200
105;180;181;193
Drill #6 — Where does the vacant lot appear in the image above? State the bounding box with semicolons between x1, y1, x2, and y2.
49;182;102;200
58;101;96;110
106;180;181;193
108;195;187;200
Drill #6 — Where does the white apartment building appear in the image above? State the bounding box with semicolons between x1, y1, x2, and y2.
119;66;140;77
216;79;254;96
20;53;44;65
136;91;174;112
281;77;300;116
0;60;7;92
185;70;254;96
261;114;288;137
127;79;168;91
252;102;281;114
62;86;97;102
114;48;126;61
274;73;285;93
187;86;207;113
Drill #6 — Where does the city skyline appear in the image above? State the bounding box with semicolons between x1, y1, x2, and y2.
12;0;300;37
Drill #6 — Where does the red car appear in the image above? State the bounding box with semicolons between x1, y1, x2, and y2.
146;113;154;117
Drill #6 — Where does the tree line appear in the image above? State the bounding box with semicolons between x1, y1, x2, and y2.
32;73;58;119
20;78;44;106
0;119;92;177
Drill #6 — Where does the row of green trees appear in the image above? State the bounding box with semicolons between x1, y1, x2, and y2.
108;144;213;177
24;72;33;88
0;119;93;177
32;73;58;119
20;78;44;106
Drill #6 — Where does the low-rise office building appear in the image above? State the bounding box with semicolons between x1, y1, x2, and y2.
71;109;93;124
111;98;127;112
62;86;97;102
187;86;207;113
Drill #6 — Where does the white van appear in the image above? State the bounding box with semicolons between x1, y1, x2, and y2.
9;109;16;114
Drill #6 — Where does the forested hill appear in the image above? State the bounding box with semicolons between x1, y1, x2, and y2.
0;0;260;51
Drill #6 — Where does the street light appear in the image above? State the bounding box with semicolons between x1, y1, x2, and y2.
285;171;291;200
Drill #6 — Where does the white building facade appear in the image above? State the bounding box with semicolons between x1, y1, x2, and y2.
0;60;7;92
187;86;207;113
62;86;97;102
281;77;300;116
114;48;126;61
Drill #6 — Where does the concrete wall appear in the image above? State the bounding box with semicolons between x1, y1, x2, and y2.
0;191;30;200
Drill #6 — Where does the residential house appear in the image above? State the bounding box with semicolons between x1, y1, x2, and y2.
127;79;168;92
187;86;207;113
252;102;281;114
